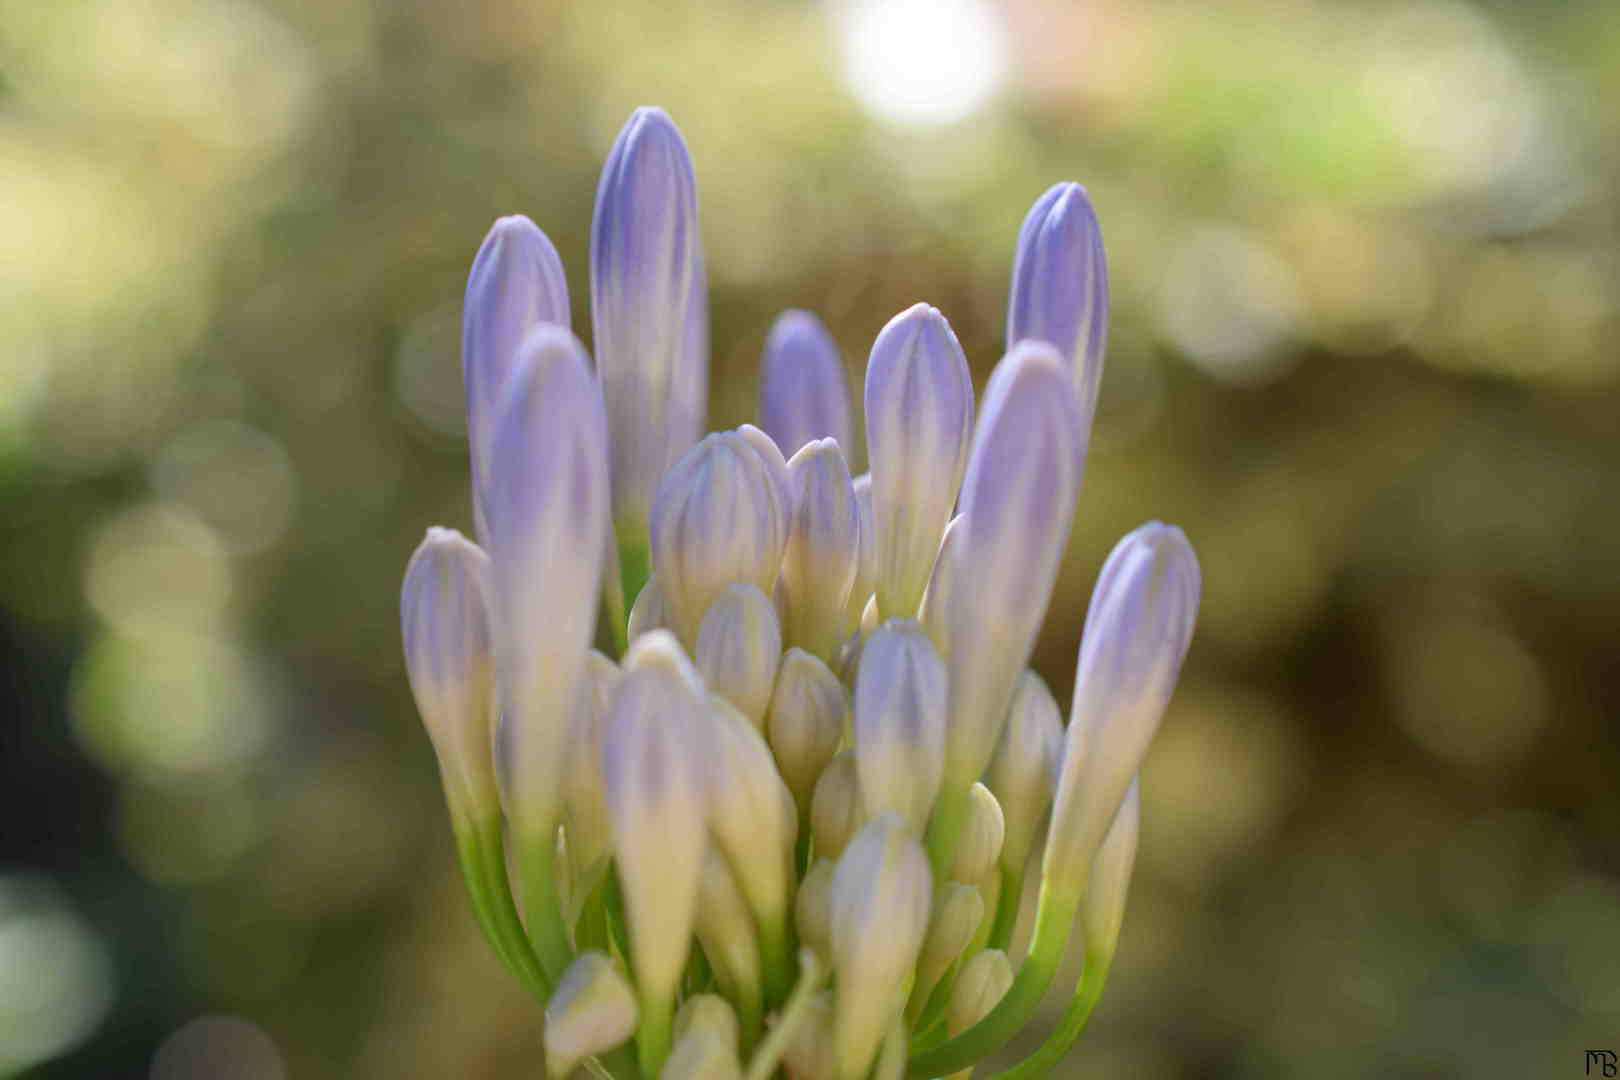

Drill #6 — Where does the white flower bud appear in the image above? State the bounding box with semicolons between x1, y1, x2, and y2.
705;697;795;934
853;618;947;831
950;782;1005;885
947;949;1013;1036
401;528;498;821
766;648;848;812
985;670;1063;877
563;650;621;881
794;856;837;960
830;814;932;1080
738;422;796;525
847;472;877;632
782;992;837;1080
779;439;861;661
865;303;974;618
544;951;637;1078
760;308;854;459
916;513;963;660
602;631;709;1004
1083;778;1140;958
650;430;789;648
627;573;668;643
696;582;783;728
1046;523;1198;902
674;994;739;1053
916;881;985;1007
694;846;762;1007
810;750;864;860
486;326;611;831
942;341;1083;792
661;1028;742;1080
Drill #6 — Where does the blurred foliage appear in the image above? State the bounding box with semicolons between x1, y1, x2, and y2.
2;0;1618;1076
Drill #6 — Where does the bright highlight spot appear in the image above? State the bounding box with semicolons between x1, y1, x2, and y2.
831;0;1009;129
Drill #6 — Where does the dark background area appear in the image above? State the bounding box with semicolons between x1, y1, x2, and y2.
1;0;1617;1076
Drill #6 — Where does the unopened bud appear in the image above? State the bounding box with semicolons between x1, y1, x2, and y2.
916;881;985;1007
738;422;796;525
1083;778;1140;958
794;856;837;960
627;573;668;643
947;949;1013;1037
780;439;860;661
942;341;1083;792
563;650;621;880
401;528;498;821
950;782;1005;885
766;648;847;811
485;326;611;831
705;697;795;933
853;619;946;831
650;430;788;648
761;308;854;459
847;472;877;632
694;847;762;1007
602;631;709;1003
865;303;974;618
1007;182;1109;422
916;514;963;660
592;107;707;532
830;814;932;1080
696;583;783;727
544;951;637;1078
461;216;571;541
675;994;740;1053
810;750;864;860
1046;523;1197;901
782;992;837;1080
661;1028;742;1080
985;670;1063;877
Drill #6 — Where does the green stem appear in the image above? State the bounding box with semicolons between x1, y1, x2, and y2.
906;885;1078;1078
989;946;1114;1079
744;950;825;1080
617;530;651;637
453;816;550;999
518;825;575;986
759;911;797;1008
987;865;1024;952
926;786;971;883
598;1045;639;1078
636;988;674;1079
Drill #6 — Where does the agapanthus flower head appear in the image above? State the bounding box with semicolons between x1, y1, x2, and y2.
401;105;1200;1079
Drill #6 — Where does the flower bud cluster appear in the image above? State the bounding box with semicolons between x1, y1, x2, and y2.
400;106;1200;1079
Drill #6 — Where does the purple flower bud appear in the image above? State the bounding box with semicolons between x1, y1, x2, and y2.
401;527;498;819
696;582;783;728
1045;522;1198;902
592;107;708;532
462;216;571;541
1007;182;1109;421
943;341;1084;790
847;472;877;631
650;430;789;648
1082;778;1140;958
864;303;974;618
854;618;947;832
984;670;1063;878
780;438;861;661
484;325;611;830
760;309;853;459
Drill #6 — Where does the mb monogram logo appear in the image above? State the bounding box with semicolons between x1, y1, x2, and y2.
1588;1050;1618;1076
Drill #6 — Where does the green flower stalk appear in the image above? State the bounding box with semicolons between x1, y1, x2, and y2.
401;105;1200;1078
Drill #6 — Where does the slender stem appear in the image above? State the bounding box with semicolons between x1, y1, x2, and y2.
453;816;550;999
989;946;1115;1079
987;865;1024;952
598;1045;639;1079
758;911;797;1008
635;990;674;1079
617;531;651;638
926;786;971;883
517;825;575;986
744;950;825;1080
906;885;1079;1078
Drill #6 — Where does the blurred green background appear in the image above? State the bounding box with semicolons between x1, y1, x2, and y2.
3;0;1618;1076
